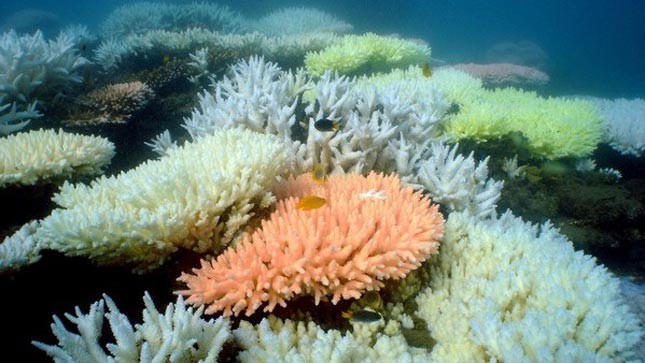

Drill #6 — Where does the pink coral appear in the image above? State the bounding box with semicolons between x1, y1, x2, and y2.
177;172;444;317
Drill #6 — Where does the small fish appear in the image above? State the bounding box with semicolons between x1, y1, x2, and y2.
360;291;383;310
314;118;340;132
296;195;326;210
312;164;327;183
342;309;382;323
421;63;433;78
446;103;460;115
162;55;172;64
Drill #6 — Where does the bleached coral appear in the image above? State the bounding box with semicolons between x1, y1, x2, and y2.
33;292;231;362
100;1;246;38
0;129;115;187
428;66;484;106
501;155;526;179
248;7;353;36
416;211;642;362
592;97;645;157
178;172;444;316
35;129;292;271
0;220;41;273
145;130;177;157
0;100;41;135
417;142;503;219
233;316;431;362
304;33;430;77
0;30;88;104
94;29;338;71
183;56;310;140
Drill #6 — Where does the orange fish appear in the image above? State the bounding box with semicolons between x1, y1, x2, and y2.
296;195;326;210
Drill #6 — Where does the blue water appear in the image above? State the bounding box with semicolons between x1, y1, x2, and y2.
1;0;643;98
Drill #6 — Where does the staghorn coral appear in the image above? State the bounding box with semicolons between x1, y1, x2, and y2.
178;172;444;317
35;129;292;271
0;129;115;187
33;292;231;362
417;142;503;219
304;33;430;77
65;81;154;125
416;211;642;362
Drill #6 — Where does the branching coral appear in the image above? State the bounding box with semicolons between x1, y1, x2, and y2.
416;211;642;362
0;129;115;187
33;293;231;362
178;172;444;316
304;33;430;77
35;129;293;271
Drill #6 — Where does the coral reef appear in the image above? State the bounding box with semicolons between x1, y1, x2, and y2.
178;172;444;316
35;129;292;271
0;129;115;187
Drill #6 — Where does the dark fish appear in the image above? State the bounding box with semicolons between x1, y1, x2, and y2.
421;63;432;77
342;309;382;323
446;103;460;115
314;118;340;132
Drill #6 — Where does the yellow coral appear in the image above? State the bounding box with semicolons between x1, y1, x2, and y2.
304;33;430;77
444;88;602;159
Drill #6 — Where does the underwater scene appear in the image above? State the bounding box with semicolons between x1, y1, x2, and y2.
0;0;643;361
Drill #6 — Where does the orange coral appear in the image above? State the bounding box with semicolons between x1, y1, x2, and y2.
177;172;444;317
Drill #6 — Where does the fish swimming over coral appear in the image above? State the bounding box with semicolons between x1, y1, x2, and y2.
296;195;327;210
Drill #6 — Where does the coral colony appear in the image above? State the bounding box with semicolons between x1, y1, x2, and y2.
0;2;642;362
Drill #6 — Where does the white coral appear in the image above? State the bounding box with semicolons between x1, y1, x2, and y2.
248;7;353;36
33;292;231;363
417;142;503;219
233;316;430;362
35;128;292;271
0;220;41;273
416;211;643;362
593;97;645;157
0;129;115;187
